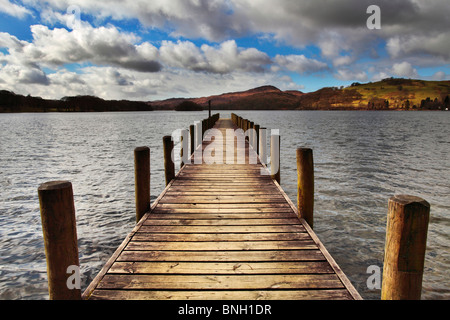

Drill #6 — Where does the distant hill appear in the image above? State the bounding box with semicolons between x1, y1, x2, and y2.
343;78;450;110
151;79;450;111
151;85;304;110
0;91;153;112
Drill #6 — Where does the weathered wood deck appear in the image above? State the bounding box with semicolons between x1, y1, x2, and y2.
82;118;362;300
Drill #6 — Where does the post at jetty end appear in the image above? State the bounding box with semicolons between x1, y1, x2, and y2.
296;148;314;229
381;194;430;300
163;135;175;186
134;146;150;223
38;181;81;300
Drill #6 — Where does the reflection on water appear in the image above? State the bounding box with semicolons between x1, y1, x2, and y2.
0;110;448;299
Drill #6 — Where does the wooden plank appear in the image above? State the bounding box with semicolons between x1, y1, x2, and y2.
151;209;294;215
97;274;344;290
107;261;334;274
178;171;268;175
124;240;318;251
138;225;305;233
142;218;300;226
165;190;281;195
151;207;294;214
176;176;272;180
89;289;353;300
155;203;292;209
147;213;297;219
117;250;325;262
165;187;281;193
159;195;287;204
179;170;265;174
131;232;309;242
170;180;271;184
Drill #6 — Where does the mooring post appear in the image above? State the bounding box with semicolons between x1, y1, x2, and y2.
134;146;150;223
38;181;81;300
296;148;314;229
189;124;195;156
381;195;430;300
270;133;280;184
254;124;260;154
163;135;175;186
244;119;249;140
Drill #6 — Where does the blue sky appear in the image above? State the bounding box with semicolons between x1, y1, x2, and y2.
0;0;449;101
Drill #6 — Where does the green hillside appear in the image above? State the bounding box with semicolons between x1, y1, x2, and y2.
343;78;450;110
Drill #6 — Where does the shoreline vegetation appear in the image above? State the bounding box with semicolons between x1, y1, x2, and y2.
1;78;449;113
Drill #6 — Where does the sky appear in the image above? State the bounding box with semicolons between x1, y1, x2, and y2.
0;0;449;101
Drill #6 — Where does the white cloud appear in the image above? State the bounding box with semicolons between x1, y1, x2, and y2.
387;33;450;62
274;54;328;74
431;71;446;81
0;32;27;52
25;24;161;72
392;61;418;78
0;63;50;85
371;71;390;82
201;40;271;73
334;69;368;82
159;40;206;71
24;0;241;41
0;0;32;19
333;55;353;67
160;39;271;74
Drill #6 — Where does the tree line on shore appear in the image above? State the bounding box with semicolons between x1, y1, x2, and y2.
0;90;153;113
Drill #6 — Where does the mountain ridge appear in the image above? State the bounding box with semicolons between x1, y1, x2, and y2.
150;78;450;111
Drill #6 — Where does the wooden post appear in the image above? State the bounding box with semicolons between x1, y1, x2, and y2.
270;133;280;184
134;147;150;223
38;181;81;300
163;135;175;186
296;148;314;229
244;119;248;140
249;121;254;147
254;124;260;154
381;195;430;300
189;124;195;156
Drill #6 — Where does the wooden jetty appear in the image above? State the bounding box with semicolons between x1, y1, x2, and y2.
38;113;430;300
81;115;361;300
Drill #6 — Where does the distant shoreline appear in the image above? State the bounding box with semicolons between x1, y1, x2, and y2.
2;78;449;113
1;108;447;114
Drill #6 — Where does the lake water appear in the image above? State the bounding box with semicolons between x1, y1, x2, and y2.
0;110;448;300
